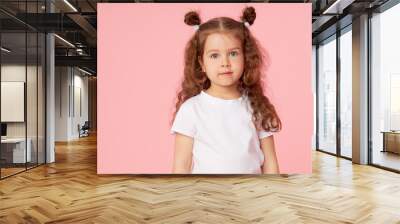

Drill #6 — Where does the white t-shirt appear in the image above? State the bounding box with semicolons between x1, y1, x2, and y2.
170;90;273;174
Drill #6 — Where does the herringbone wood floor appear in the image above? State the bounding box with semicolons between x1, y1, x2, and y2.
0;134;400;223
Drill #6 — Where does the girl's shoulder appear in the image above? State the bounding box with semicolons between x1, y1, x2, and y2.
178;93;201;110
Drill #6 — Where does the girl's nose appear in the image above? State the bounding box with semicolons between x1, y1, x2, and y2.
221;56;231;67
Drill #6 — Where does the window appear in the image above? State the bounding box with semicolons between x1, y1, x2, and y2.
317;35;337;154
339;27;352;158
371;2;400;171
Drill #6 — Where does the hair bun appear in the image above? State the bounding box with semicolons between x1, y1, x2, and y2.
184;11;201;26
241;6;256;25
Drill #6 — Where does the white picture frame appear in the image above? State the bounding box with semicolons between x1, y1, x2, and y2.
1;81;25;122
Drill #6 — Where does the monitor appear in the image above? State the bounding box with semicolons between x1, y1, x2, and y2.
1;123;7;137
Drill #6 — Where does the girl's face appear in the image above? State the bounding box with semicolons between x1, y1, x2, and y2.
199;33;244;89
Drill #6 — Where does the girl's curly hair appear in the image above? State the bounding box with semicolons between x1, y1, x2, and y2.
173;6;281;132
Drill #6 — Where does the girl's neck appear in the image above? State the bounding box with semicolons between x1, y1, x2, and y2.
205;84;241;100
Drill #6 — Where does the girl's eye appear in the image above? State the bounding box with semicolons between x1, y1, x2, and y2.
230;51;239;57
210;53;219;59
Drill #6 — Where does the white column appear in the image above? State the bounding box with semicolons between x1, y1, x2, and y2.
46;1;55;163
352;14;369;164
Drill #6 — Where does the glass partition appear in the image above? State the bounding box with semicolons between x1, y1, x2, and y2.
317;35;337;154
1;30;28;177
0;1;46;179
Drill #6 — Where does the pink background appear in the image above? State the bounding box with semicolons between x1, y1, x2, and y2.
97;3;312;174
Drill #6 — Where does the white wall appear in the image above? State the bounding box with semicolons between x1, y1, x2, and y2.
55;66;69;141
1;65;41;137
72;72;89;138
55;67;89;141
1;64;46;164
1;66;26;129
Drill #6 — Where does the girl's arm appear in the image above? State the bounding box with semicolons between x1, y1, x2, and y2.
260;135;280;174
172;133;194;174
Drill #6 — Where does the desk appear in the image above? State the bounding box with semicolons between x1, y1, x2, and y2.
381;131;400;154
1;138;31;163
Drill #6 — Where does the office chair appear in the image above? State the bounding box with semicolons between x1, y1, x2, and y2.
79;121;90;138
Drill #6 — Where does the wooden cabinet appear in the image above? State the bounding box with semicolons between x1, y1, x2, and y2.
382;131;400;154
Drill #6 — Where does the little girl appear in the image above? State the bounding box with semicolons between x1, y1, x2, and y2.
170;6;282;174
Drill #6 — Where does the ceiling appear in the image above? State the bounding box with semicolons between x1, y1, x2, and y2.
0;0;393;75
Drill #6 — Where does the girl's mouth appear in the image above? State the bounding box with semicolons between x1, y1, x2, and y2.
219;72;233;76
